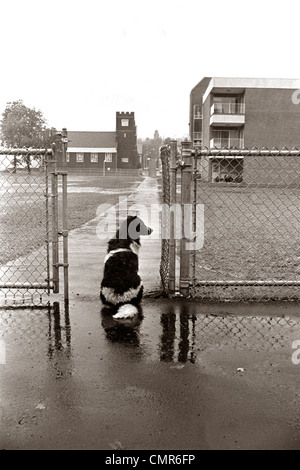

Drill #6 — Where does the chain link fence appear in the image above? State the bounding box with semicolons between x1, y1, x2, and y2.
192;148;300;301
0;148;54;306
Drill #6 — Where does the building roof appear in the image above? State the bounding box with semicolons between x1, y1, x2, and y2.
194;78;300;104
67;131;116;151
212;77;300;88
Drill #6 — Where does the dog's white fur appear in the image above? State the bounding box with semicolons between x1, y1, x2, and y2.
113;304;139;319
104;242;140;264
101;283;143;306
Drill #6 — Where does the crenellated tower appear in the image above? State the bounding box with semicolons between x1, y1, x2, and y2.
116;112;138;169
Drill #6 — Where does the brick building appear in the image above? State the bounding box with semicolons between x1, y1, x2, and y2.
66;131;117;174
66;112;139;173
116;112;139;169
189;78;300;183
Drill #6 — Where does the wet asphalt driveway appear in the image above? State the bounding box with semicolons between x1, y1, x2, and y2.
1;298;300;450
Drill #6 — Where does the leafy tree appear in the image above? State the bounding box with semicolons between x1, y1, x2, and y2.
0;100;56;172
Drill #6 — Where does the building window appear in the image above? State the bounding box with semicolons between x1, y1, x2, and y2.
124;133;127;138
105;153;112;162
76;153;84;163
194;105;202;119
211;128;243;148
121;119;129;126
122;157;129;163
194;119;202;133
91;153;98;163
212;95;245;114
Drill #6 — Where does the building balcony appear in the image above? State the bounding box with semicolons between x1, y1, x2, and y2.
210;137;245;149
210;102;245;126
210;114;245;126
211;102;245;115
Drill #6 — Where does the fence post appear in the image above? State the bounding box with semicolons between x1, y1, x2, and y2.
168;140;178;294
51;170;59;294
61;172;69;304
54;130;64;169
60;129;69;303
61;128;68;169
51;130;69;297
179;139;193;297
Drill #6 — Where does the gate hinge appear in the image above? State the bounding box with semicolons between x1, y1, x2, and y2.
53;263;69;268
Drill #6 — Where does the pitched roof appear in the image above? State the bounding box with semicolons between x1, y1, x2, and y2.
67;131;116;150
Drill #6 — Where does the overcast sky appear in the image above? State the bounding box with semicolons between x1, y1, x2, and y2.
0;0;299;139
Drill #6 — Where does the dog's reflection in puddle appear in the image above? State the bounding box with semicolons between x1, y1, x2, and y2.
101;305;143;347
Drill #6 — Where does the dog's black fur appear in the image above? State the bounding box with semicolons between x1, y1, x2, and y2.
100;215;152;318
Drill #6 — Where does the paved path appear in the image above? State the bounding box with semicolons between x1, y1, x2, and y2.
55;176;163;305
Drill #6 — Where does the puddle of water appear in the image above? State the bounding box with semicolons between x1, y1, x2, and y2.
100;301;300;366
2;301;300;375
1;300;300;450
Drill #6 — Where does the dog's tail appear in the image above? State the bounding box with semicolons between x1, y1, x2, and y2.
113;304;139;319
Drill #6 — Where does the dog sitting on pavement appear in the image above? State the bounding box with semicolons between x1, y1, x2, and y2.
100;215;153;319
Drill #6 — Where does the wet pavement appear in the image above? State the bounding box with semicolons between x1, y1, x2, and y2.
1;176;300;450
1;299;300;450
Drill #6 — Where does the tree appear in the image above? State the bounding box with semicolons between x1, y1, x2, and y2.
0;100;56;172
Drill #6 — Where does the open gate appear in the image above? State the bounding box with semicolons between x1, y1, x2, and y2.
0;131;69;307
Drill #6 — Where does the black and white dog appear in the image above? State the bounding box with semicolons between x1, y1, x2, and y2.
100;215;153;319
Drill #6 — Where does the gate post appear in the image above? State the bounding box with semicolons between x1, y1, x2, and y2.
53;130;64;169
179;139;193;297
51;130;69;300
51;170;59;294
61;128;68;169
168;140;178;294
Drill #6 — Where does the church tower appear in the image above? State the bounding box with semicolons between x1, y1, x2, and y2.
116;112;138;169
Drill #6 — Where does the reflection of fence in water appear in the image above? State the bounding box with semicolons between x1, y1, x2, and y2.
0;303;71;359
159;313;300;364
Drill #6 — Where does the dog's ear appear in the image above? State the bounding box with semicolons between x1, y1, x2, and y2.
126;215;136;225
127;217;141;240
118;216;138;240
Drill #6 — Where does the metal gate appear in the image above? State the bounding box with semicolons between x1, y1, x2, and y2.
0;134;69;307
160;142;300;301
